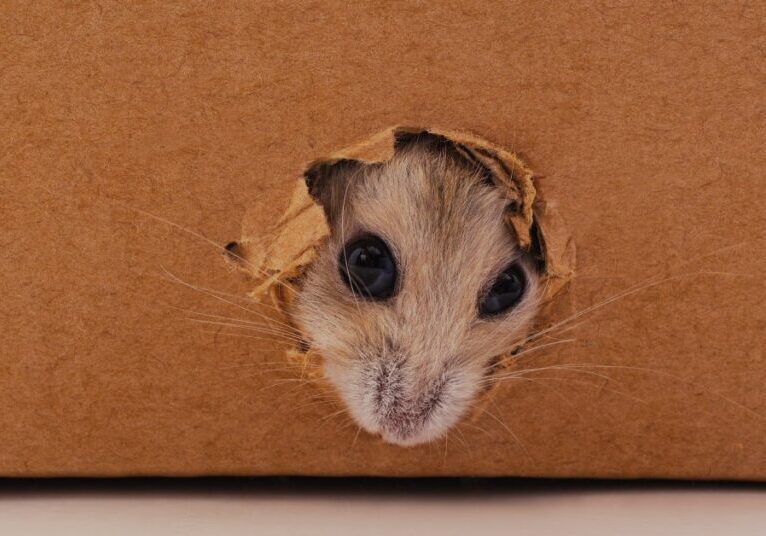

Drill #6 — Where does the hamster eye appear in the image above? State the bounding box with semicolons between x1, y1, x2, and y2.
339;234;397;299
479;262;526;317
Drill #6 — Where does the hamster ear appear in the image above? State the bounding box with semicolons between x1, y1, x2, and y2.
303;158;364;224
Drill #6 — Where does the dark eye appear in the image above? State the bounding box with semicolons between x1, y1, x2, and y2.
479;262;526;317
339;234;398;299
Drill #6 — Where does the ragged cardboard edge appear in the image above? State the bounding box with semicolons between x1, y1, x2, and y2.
227;125;576;415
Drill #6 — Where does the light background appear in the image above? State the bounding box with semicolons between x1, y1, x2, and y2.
1;479;765;535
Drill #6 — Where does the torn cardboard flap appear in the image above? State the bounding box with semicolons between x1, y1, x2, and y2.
228;125;576;332
227;179;329;303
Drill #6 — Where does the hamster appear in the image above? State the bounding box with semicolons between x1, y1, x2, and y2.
293;132;542;447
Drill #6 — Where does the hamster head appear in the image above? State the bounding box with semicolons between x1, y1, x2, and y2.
294;133;541;447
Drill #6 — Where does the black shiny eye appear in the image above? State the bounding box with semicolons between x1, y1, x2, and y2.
338;235;398;299
479;262;526;317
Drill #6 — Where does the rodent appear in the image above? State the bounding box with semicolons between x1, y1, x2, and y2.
293;132;542;447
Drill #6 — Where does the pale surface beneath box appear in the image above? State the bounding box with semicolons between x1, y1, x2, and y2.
0;481;764;536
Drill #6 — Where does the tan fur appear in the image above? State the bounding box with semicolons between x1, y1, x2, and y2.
295;146;541;446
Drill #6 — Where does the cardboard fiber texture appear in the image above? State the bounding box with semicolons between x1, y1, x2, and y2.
1;1;765;478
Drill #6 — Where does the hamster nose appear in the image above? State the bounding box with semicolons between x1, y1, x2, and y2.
373;359;405;416
371;361;448;446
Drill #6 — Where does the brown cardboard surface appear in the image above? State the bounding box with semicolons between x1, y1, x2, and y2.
1;1;764;478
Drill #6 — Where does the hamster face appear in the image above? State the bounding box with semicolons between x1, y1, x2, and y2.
295;139;541;446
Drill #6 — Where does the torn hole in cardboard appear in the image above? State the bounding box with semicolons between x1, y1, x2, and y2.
225;126;576;417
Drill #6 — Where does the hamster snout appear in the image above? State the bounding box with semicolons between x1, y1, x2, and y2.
295;133;542;446
367;358;451;446
343;354;481;446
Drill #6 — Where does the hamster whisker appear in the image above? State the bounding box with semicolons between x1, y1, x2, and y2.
671;240;751;272
487;372;641;407
319;407;352;424
181;307;299;330
497;338;577;367
164;284;294;318
199;329;303;346
192;319;303;340
218;361;320;371
289;398;340;414
505;375;579;408
337;419;362;433
126;203;307;299
174;289;329;337
161;268;301;332
257;377;321;392
549;363;765;422
514;270;746;351
256;362;322;372
244;365;321;375
339;173;365;322
198;326;305;345
350;426;364;450
499;361;764;422
189;318;304;341
528;376;646;404
480;406;533;463
457;420;491;439
451;426;471;453
259;377;320;385
489;364;618;385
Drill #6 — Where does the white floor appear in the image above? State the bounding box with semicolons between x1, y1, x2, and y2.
0;479;764;535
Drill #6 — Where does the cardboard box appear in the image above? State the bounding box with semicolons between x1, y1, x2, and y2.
1;2;764;478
